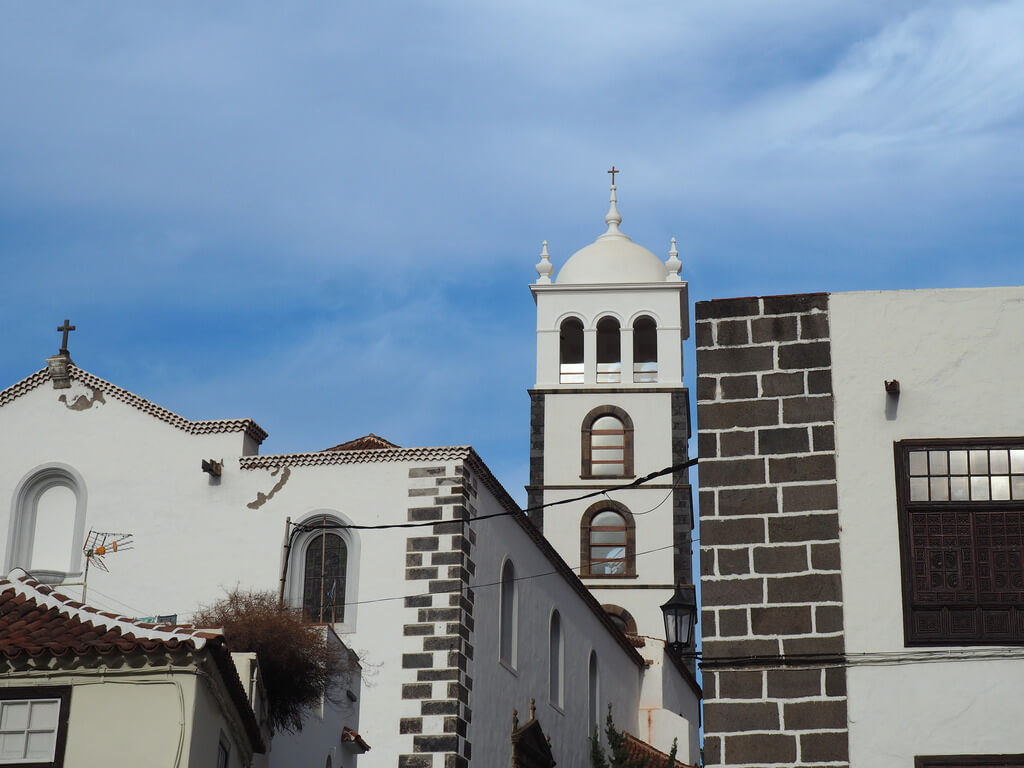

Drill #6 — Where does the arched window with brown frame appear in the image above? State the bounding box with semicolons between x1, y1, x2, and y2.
580;501;636;578
581;405;634;478
559;318;584;383
632;315;658;382
596;316;621;383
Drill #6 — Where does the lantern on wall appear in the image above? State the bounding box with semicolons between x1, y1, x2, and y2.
660;584;697;653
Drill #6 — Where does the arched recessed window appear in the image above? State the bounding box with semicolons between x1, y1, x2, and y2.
559;318;584;384
588;651;600;735
581;501;636;578
286;513;359;630
632;316;658;382
549;610;564;708
500;559;518;668
596;317;621;383
581;406;634;479
303;532;347;623
601;604;638;636
6;464;88;584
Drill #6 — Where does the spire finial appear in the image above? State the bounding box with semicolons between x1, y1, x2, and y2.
535;240;553;284
604;167;622;236
666;236;682;281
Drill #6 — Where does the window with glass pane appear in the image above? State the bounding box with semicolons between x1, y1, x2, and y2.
897;439;1024;644
596;317;621;383
632;316;658;382
303;533;347;623
0;698;60;764
559;318;584;384
589;511;627;574
590;416;626;477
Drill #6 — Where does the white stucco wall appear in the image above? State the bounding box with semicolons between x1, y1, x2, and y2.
3;663;253;768
830;286;1024;766
467;472;645;766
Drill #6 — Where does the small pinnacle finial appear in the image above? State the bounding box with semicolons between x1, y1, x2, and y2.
666;237;682;281
604;173;623;236
535;240;553;284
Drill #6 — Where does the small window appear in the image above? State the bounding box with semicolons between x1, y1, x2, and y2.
549;611;564;708
896;438;1024;644
596;317;621;383
581;406;634;479
581;502;636;578
0;688;70;766
499;559;517;668
216;732;230;768
287;513;359;631
632;316;658;382
602;604;638;636
559;318;584;384
588;651;600;735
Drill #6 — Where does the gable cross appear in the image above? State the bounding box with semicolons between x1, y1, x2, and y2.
607;165;620;185
57;319;76;355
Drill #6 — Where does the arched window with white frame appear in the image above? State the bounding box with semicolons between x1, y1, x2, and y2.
596;316;621;383
286;513;359;630
559;318;585;384
6;464;88;584
499;558;518;668
632;315;658;382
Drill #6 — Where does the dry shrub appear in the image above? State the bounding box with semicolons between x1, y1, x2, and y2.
195;589;350;733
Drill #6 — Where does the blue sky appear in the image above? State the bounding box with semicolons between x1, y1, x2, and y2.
2;1;1023;506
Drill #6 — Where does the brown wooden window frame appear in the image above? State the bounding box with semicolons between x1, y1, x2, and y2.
581;405;635;479
895;437;1024;646
916;756;1024;767
580;501;637;579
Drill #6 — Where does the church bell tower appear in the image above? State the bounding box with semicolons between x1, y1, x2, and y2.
528;176;692;640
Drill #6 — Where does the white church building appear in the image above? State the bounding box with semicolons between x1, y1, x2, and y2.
0;183;699;767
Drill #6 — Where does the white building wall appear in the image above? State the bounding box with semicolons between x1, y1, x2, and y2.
468;475;644;766
830;286;1024;766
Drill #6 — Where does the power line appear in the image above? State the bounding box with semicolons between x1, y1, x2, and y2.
292;458;698;533
344;542;680;608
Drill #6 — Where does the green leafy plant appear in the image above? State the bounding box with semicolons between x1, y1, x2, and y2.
590;706;680;768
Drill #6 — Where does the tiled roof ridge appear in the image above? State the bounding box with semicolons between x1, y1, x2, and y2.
241;445;473;469
324;433;401;452
0;369;49;408
0;568;218;648
623;732;694;768
0;366;267;443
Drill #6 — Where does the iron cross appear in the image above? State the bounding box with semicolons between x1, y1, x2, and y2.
57;319;76;354
607;166;620;184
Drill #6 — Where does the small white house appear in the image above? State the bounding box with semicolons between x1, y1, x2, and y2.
0;568;266;768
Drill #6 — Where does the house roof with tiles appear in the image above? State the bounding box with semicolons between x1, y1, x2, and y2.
0;365;267;444
623;732;694;768
0;568;265;752
323;433;401;452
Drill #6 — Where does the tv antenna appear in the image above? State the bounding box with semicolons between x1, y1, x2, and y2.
82;530;133;603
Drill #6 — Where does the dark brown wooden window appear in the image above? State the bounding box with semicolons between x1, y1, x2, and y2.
303;532;347;623
581;406;635;479
581;501;636;578
559;318;584;384
632;315;658;382
896;439;1024;644
916;756;1024;767
596;316;621;383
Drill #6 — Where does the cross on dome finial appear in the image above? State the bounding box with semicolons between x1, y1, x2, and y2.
603;170;623;235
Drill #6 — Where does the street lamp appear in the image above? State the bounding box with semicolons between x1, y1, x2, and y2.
660;584;697;654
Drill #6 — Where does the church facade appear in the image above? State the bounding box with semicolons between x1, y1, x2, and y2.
0;182;700;767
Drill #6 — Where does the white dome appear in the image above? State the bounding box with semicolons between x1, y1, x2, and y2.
554;185;669;284
556;232;669;284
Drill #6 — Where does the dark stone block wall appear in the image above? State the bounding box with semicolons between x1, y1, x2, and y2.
695;294;849;767
401;464;476;768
